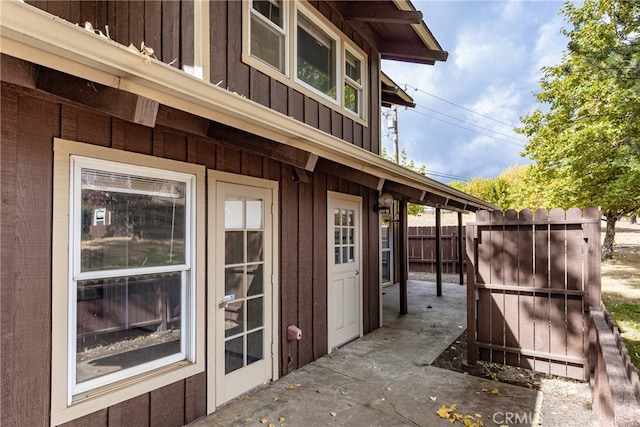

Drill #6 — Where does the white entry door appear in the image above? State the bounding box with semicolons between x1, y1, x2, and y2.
207;174;278;411
327;192;362;352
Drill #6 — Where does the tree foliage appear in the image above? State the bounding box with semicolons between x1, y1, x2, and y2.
516;0;640;259
449;165;540;211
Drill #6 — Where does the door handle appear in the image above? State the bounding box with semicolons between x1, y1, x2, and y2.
355;270;360;276
218;300;229;308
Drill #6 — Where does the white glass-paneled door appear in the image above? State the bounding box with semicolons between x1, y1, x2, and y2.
327;192;363;352
207;173;278;412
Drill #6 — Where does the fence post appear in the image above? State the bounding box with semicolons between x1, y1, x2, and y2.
436;207;442;296
466;219;477;365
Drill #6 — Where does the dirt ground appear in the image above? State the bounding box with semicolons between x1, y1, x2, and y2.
416;218;640;426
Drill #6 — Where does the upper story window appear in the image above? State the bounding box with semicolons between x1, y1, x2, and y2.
296;13;337;100
250;0;286;73
244;0;368;123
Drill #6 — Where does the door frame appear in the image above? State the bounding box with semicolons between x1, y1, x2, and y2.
326;191;363;353
206;171;279;414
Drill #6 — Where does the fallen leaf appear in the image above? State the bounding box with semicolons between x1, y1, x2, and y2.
437;405;450;418
278;417;286;422
260;419;268;425
268;424;275;427
429;396;438;401
386;387;391;391
330;412;337;417
245;417;252;422
491;388;500;395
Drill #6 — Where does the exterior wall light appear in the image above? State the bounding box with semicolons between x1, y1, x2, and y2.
374;192;394;213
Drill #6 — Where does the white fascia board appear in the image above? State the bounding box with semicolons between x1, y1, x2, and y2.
0;0;493;211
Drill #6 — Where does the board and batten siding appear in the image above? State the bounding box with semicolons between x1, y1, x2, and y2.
26;0;381;155
25;0;194;72
0;81;381;426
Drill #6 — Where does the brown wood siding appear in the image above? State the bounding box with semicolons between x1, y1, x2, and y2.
26;1;193;71
1;81;380;426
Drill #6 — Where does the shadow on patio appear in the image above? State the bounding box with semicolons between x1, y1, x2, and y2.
191;280;542;427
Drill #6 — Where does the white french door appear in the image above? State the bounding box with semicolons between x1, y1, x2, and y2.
207;173;278;412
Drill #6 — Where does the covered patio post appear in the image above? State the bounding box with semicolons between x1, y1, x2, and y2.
399;200;408;314
435;207;442;297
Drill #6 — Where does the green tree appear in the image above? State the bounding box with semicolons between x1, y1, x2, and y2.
380;147;427;216
449;165;538;211
516;0;640;259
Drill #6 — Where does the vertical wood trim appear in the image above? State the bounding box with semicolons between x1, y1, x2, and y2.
280;164;299;373
312;172;328;360
209;0;227;85
297;181;314;366
193;0;211;81
181;0;195;73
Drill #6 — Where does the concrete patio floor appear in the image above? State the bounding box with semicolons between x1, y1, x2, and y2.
191;281;544;427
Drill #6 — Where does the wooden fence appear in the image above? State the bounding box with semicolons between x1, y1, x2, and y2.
466;208;600;380
408;226;464;274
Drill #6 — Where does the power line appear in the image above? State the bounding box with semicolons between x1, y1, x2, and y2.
407;109;525;147
414;104;529;145
404;84;519;129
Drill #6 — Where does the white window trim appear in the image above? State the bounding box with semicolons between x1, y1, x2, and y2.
242;0;368;125
248;0;289;74
51;139;206;426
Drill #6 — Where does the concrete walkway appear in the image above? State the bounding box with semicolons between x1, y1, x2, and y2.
191;281;542;427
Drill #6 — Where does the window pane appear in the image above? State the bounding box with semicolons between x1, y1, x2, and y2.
225;300;244;338
224;266;244;299
247;264;264;296
247;297;264;330
297;13;336;98
381;224;390;249
225;198;244;229
345;51;361;83
344;84;359;114
246;199;263;229
225;231;244;265
253;0;282;27
247;330;263;366
247;231;264;263
381;251;391;283
80;169;186;271
251;16;285;73
335;247;340;264
225;336;244;374
76;273;182;384
334;208;341;226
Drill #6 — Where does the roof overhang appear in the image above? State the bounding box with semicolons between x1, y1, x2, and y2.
381;71;415;108
339;0;449;65
0;1;493;212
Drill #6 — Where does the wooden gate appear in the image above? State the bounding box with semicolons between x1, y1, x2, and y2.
466;208;601;380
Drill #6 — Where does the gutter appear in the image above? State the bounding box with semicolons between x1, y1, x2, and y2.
0;1;496;212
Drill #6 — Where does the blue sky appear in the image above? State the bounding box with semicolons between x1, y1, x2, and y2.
381;1;570;182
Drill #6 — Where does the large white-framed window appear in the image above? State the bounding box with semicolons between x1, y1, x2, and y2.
51;139;205;426
243;0;368;124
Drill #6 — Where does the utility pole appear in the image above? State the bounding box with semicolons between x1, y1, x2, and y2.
391;104;399;164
